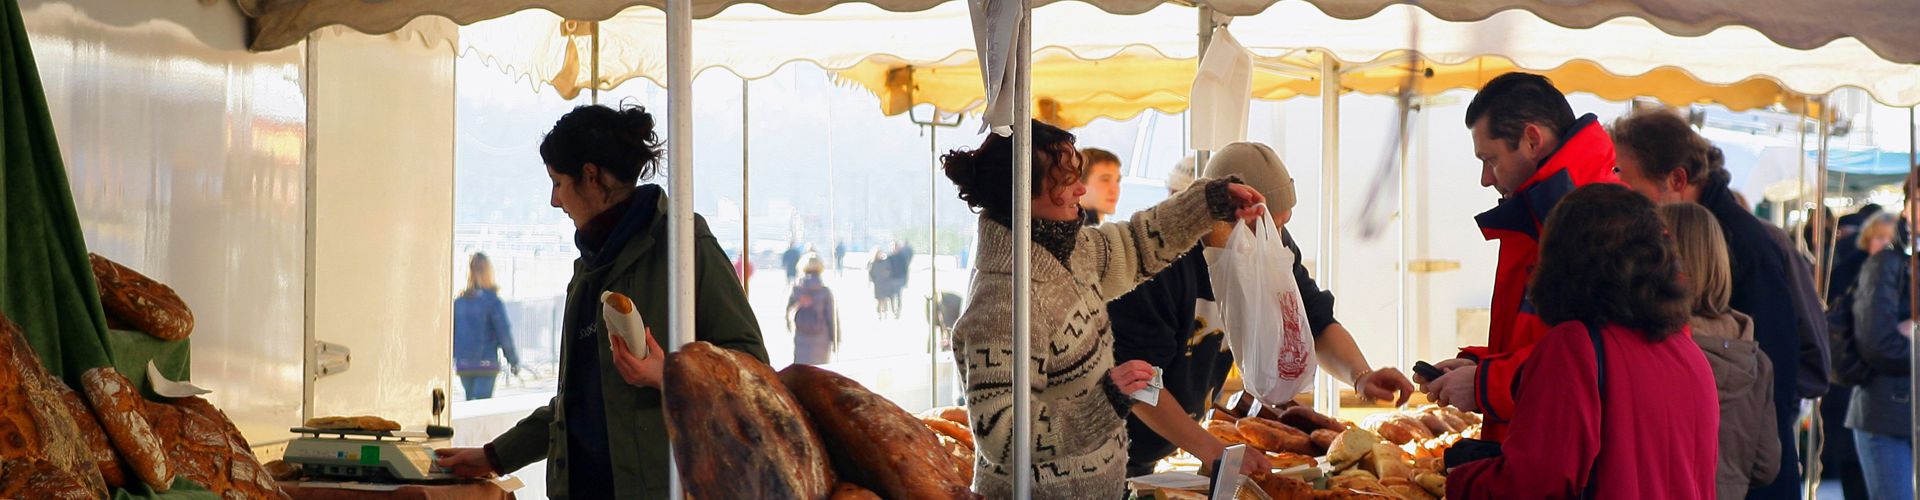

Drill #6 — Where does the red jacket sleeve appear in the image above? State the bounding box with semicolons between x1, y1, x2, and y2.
1457;345;1532;425
1448;323;1603;499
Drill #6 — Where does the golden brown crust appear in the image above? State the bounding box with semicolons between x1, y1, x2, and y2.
923;406;969;426
603;291;636;314
302;415;401;432
0;316;106;498
935;433;975;484
1236;417;1314;455
90;253;194;341
83;367;171;492
777;364;978;500
144;396;290;500
56;383;125;488
1415;472;1447;497
1309;429;1339;454
1205;419;1249;447
664;342;836;500
919;416;974;449
829;482;884;500
1326;428;1381;469
1363;443;1414;482
1251;471;1315;500
1265;452;1317;470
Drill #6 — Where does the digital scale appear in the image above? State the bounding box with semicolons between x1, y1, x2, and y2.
283;426;459;483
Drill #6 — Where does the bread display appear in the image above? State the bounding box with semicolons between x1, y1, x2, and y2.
83;367;170;492
303;415;402;432
1325;428;1381;468
1363;443;1414;481
1308;429;1340;454
1265;452;1317;470
143;396;290;499
1414;472;1446;497
920;416;974;449
0;459;98;500
664;342;835;500
56;382;125;487
1235;417;1313;455
1277;405;1344;433
1250;471;1315;500
0;315;107;499
778;364;977;499
1205;419;1249;446
90;253;194;341
921;406;970;426
830;482;884;500
935;433;975;484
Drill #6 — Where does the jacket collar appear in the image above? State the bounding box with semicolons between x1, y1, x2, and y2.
973;215;1073;283
1476;114;1618;240
575;184;666;270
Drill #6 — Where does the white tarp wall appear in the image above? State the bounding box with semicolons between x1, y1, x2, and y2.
306;19;458;427
25;0;311;446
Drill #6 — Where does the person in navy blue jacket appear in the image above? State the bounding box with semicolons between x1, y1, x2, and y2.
454;252;521;400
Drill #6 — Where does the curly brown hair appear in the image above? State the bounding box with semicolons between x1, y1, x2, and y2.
941;120;1084;220
1530;184;1691;341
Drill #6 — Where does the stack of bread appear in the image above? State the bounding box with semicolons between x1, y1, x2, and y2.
663;342;981;499
0;312;287;498
1361;405;1481;460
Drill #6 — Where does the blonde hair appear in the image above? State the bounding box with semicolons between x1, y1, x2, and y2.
1658;203;1731;318
464;253;497;297
1857;212;1899;250
802;253;825;275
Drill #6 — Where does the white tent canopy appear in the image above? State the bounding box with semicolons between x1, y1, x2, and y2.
455;1;1920;106
241;0;1920;69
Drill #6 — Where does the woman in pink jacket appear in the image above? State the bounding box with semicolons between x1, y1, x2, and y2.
1448;183;1718;499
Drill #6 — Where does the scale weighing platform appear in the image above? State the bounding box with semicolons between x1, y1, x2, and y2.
283;426;460;483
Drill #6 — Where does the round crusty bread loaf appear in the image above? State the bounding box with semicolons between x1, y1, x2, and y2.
0;315;108;499
141;396;290;499
829;482;883;500
664;342;835;500
90;253;194;341
82;367;172;492
56;382;126;487
919;416;974;449
778;364;980;500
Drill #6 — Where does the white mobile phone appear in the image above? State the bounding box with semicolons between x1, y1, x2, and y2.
601;291;650;359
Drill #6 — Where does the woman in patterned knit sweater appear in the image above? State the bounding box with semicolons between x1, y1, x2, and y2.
943;120;1265;498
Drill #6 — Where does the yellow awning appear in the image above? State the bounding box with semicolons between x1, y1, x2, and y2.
836;47;1813;129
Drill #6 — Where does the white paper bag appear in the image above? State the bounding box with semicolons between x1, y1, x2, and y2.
1210;208;1316;404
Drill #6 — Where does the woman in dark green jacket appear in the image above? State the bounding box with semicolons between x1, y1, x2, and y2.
435;105;769;499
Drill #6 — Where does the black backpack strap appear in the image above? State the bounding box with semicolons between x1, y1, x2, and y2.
1582;321;1607;499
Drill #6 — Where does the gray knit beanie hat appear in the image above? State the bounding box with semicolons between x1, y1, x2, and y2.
1202;142;1295;211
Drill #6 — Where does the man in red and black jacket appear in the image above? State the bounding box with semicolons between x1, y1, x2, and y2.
1417;73;1619;442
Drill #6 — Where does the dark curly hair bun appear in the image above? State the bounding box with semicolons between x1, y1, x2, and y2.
941;120;1082;219
540;104;665;185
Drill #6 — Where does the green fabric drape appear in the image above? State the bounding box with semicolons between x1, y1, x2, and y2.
0;0;112;383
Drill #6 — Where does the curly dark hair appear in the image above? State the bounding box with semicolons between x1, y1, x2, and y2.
1530;183;1691;341
539;104;664;185
941;120;1084;219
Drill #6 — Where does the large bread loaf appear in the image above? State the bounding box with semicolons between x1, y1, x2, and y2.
140;396;290;500
663;342;835;499
90;253;194;340
83;367;173;491
777;364;979;499
0;314;108;498
56;382;127;487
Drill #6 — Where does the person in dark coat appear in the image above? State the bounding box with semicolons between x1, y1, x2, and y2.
782;242;803;283
1820;212;1896;500
1609;109;1830;500
1845;191;1914;500
454;252;521;400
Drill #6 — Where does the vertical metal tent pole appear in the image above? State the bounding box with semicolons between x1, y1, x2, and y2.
1816;97;1830;292
666;0;694;496
1194;6;1214;170
1313;52;1341;417
742;79;751;295
1011;2;1036;497
591;22;601;105
1799;97;1809;237
1908;105;1918;499
930;124;941;409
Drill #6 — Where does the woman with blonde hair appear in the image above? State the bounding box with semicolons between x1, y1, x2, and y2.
1659;203;1780;498
454;252;521;400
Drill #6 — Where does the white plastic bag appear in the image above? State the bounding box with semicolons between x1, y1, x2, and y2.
1210;208;1316;404
1190;26;1252;151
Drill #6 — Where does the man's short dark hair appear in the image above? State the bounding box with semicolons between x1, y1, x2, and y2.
1079;148;1120;180
1465;73;1576;148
